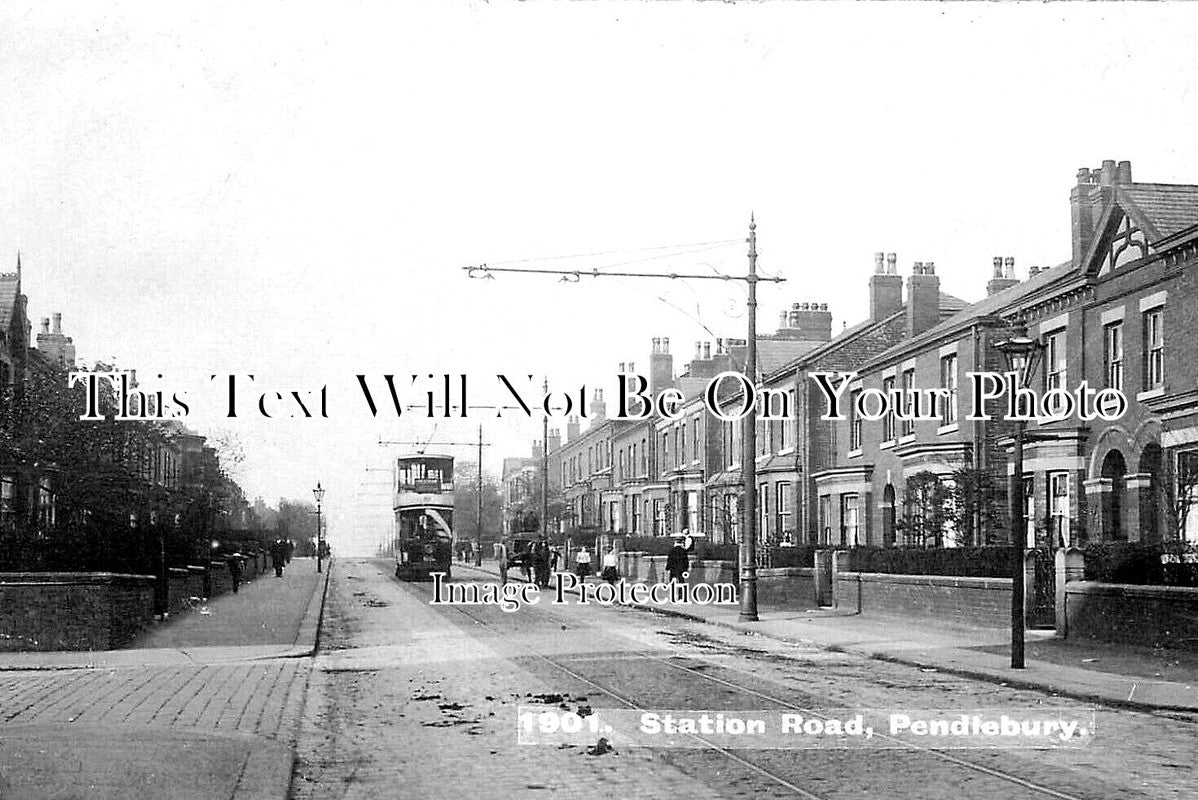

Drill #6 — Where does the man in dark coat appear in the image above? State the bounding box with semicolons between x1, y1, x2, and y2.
532;542;550;588
226;550;244;593
270;538;288;577
666;536;691;584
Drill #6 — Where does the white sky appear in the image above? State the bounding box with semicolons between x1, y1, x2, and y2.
3;2;1197;554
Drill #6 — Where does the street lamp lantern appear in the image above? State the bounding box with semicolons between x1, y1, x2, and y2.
994;325;1044;670
312;481;325;573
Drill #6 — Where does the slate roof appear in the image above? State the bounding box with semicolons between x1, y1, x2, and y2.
1117;184;1198;241
863;259;1075;369
0;274;19;329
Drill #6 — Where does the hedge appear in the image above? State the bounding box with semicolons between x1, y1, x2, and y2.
1081;542;1198;587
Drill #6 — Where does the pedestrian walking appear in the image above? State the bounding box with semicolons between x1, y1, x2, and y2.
666;534;691;584
575;547;592;580
533;542;550;588
270;538;288;577
226;550;244;593
548;547;560;573
600;546;619;584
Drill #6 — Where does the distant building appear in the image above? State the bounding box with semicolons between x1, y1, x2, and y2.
35;312;75;370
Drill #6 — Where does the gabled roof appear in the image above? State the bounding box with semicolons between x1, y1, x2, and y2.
1116;183;1198;241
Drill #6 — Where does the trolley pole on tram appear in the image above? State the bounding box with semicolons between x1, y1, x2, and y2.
463;215;783;622
476;423;484;567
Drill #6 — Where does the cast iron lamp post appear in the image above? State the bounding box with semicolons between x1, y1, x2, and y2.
995;326;1044;669
313;481;325;573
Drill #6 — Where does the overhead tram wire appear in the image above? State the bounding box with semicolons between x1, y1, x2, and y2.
465;216;781;621
481;238;744;267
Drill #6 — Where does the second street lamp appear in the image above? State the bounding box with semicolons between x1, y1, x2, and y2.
312;481;325;574
995;326;1044;670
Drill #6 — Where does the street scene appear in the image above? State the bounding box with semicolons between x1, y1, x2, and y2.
4;3;1198;799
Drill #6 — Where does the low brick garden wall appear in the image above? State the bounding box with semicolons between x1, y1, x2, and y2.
1063;581;1198;650
0;572;157;651
834;572;1012;629
0;557;264;652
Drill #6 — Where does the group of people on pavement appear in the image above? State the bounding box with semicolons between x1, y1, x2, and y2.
496;531;695;587
270;537;293;577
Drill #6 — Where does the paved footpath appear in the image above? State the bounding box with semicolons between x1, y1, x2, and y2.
0;557;330;800
461;560;1198;713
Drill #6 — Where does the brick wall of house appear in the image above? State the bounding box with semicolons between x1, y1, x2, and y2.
0;572;156;651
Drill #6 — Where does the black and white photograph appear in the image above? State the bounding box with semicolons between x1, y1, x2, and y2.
2;3;1198;799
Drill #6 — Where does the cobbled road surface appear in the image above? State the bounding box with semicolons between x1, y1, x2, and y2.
290;559;1198;800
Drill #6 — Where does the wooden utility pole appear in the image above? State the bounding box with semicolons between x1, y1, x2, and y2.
464;216;781;621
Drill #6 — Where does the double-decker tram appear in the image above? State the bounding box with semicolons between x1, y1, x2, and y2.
393;453;455;580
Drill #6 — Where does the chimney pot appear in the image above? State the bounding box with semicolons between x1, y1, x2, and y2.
1117;160;1133;184
695;341;703;358
1077;167;1092;185
886;252;897;275
792;302;801;310
1004;256;1015;278
778;311;788;327
874;252;885;274
40;317;49;334
702;342;711;359
618;362;626;372
628;361;635;372
52;312;62;334
596;388;604;400
1100;159;1117;185
992;256;1003;278
662;337;669;353
914;261;924;274
925;261;935;274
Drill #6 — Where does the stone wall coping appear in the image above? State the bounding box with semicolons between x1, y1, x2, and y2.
839;571;1012;590
0;572;157;587
168;567;191;577
1065;581;1198;600
187;565;207;574
757;567;814;578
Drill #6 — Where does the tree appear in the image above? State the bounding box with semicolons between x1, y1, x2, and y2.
896;471;952;547
452;462;504;550
947;464;1008;547
276;499;319;555
507;472;565;538
1168;451;1198;543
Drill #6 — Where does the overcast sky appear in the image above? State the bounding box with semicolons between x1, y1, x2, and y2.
3;2;1197;554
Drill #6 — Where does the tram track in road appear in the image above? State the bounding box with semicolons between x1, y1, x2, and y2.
422;585;1114;800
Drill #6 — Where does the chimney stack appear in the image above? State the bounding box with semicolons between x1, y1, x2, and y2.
777;302;832;341
566;416;581;442
547;428;561;453
590;388;607;422
1073;160;1132;268
869;250;904;321
907;260;941;337
986;255;1019;296
648;337;673;402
